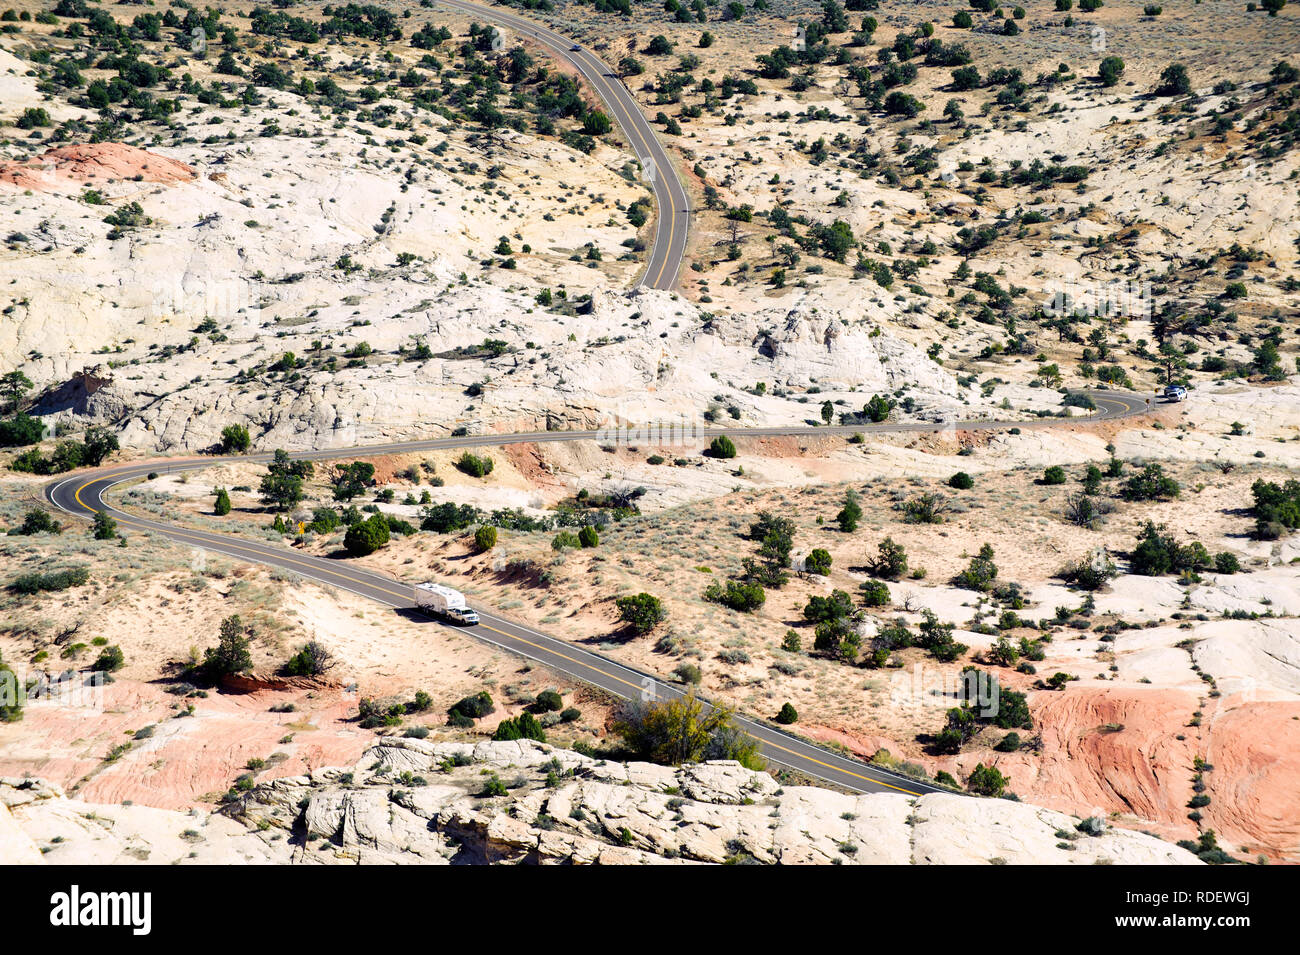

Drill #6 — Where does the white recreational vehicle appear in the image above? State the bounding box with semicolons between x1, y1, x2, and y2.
414;583;480;625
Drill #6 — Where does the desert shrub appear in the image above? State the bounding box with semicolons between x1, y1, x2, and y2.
1250;478;1300;538
708;435;737;458
673;662;703;685
616;592;667;633
578;525;600;548
805;548;832;575
344;513;390;556
871;536;909;579
284;641;334;677
948;471;974;490
91;510;116;540
0;413;44;447
803;589;855;624
9;509;61;535
220;424;251;453
1121;463;1180;501
552;530;581;551
860;579;890;607
953;544;998;592
967;763;1010;796
836;489;862;531
704;579;766;612
474;525;498;551
532;690;563;713
448;691;494;722
1213;552;1240;575
494;711;547;742
917;610;968;662
613;691;763;770
455;452;495;477
775;702;798;724
1059;551;1118;590
1041;465;1068;485
994;732;1021;752
421;502;482;533
12;566;89;594
1098;55;1124;86
903;493;947;524
1155;62;1191;96
92;645;125;673
1063;492;1109;529
202;615;252;680
1129;522;1213;576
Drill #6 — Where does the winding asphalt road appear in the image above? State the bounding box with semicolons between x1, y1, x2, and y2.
43;390;1149;798
435;0;691;290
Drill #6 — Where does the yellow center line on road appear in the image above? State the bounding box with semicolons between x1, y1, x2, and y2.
74;478;925;795
755;741;925;796
75;478;651;694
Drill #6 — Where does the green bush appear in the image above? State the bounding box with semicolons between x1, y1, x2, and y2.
8;509;60;535
493;711;547;742
1041;465;1068;485
1213;552;1240;575
448;691;494;722
1059;552;1118;590
708;435;737;459
805;548;832;575
1250;478;1299;538
213;487;232;515
552;530;581;550
948;471;974;490
617;592;667;633
220;424;251;453
967;763;1010;797
92;645;125;673
202;615;252;680
91;510;116;540
474;525;498;551
1098;55;1125;86
953;544;998;592
1130;522;1215;576
344;513;390;556
775;702;798;724
870;537;909;579
860;579;890;607
1121;463;1180;501
533;689;563;713
578;525;600;548
1155;62;1191;96
12;566;90;594
704;579;766;612
455;452;495;477
0;413;44;447
836;489;862;532
284;641;333;677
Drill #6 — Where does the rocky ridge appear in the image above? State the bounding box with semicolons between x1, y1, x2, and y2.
3;740;1199;865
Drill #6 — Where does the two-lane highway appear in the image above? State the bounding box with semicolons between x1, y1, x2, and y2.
434;0;691;290
44;391;1148;798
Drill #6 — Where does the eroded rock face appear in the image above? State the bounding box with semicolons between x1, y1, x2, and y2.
3;741;1199;866
0;144;198;191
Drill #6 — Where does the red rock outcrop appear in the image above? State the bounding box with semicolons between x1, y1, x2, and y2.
0;142;197;191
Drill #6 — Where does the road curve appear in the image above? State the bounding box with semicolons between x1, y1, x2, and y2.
42;391;1149;798
435;0;691;290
